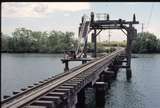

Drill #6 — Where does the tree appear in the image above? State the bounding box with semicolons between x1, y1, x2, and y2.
156;39;160;53
3;27;159;54
132;32;159;53
1;33;10;52
12;28;33;52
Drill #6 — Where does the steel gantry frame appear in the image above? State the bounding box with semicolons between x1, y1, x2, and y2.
79;12;139;80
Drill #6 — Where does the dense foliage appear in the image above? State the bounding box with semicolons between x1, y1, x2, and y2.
1;27;122;54
1;28;77;53
132;32;160;53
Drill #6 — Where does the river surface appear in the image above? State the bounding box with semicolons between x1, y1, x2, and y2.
103;54;160;108
1;53;160;108
1;53;81;100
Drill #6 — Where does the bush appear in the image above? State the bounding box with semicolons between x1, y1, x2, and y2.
132;32;159;53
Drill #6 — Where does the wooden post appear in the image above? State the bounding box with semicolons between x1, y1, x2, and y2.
76;88;85;108
90;12;97;58
82;51;87;64
126;24;133;80
92;29;97;58
64;61;69;71
100;70;115;89
82;60;86;64
95;82;106;107
107;57;120;80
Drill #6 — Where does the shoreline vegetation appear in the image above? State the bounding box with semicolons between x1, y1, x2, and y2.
1;28;160;54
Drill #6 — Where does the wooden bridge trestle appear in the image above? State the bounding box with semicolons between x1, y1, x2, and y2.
2;48;128;108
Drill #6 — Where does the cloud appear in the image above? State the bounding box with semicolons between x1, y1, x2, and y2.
2;2;91;18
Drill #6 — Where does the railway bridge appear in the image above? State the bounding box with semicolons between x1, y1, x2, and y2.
1;12;139;108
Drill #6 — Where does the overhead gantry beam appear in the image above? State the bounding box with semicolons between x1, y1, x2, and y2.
79;12;139;80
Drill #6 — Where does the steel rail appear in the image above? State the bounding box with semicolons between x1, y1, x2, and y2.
1;48;124;108
1;56;99;104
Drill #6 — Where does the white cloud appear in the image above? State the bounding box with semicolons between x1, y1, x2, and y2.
2;2;91;18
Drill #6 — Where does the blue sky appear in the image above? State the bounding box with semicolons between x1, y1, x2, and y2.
2;2;160;42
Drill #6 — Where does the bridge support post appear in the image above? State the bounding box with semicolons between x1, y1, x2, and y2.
92;29;97;58
82;54;87;64
126;24;134;80
94;82;106;107
64;61;69;71
108;58;120;80
100;70;115;89
126;68;132;80
113;57;121;79
82;60;86;64
76;88;85;108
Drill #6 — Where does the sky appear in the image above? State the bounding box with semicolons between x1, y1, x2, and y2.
1;2;160;42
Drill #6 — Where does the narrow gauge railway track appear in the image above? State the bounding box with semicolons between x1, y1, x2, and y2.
1;48;124;108
1;56;99;105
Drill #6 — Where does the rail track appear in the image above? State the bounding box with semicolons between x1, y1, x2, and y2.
1;48;125;108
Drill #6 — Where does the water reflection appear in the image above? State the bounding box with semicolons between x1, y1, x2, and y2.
105;70;145;108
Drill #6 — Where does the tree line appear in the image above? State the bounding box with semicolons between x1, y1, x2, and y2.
1;28;78;53
132;32;160;53
1;27;160;53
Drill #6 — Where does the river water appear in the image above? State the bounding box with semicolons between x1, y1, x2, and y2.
1;53;160;108
1;53;81;100
103;54;160;108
